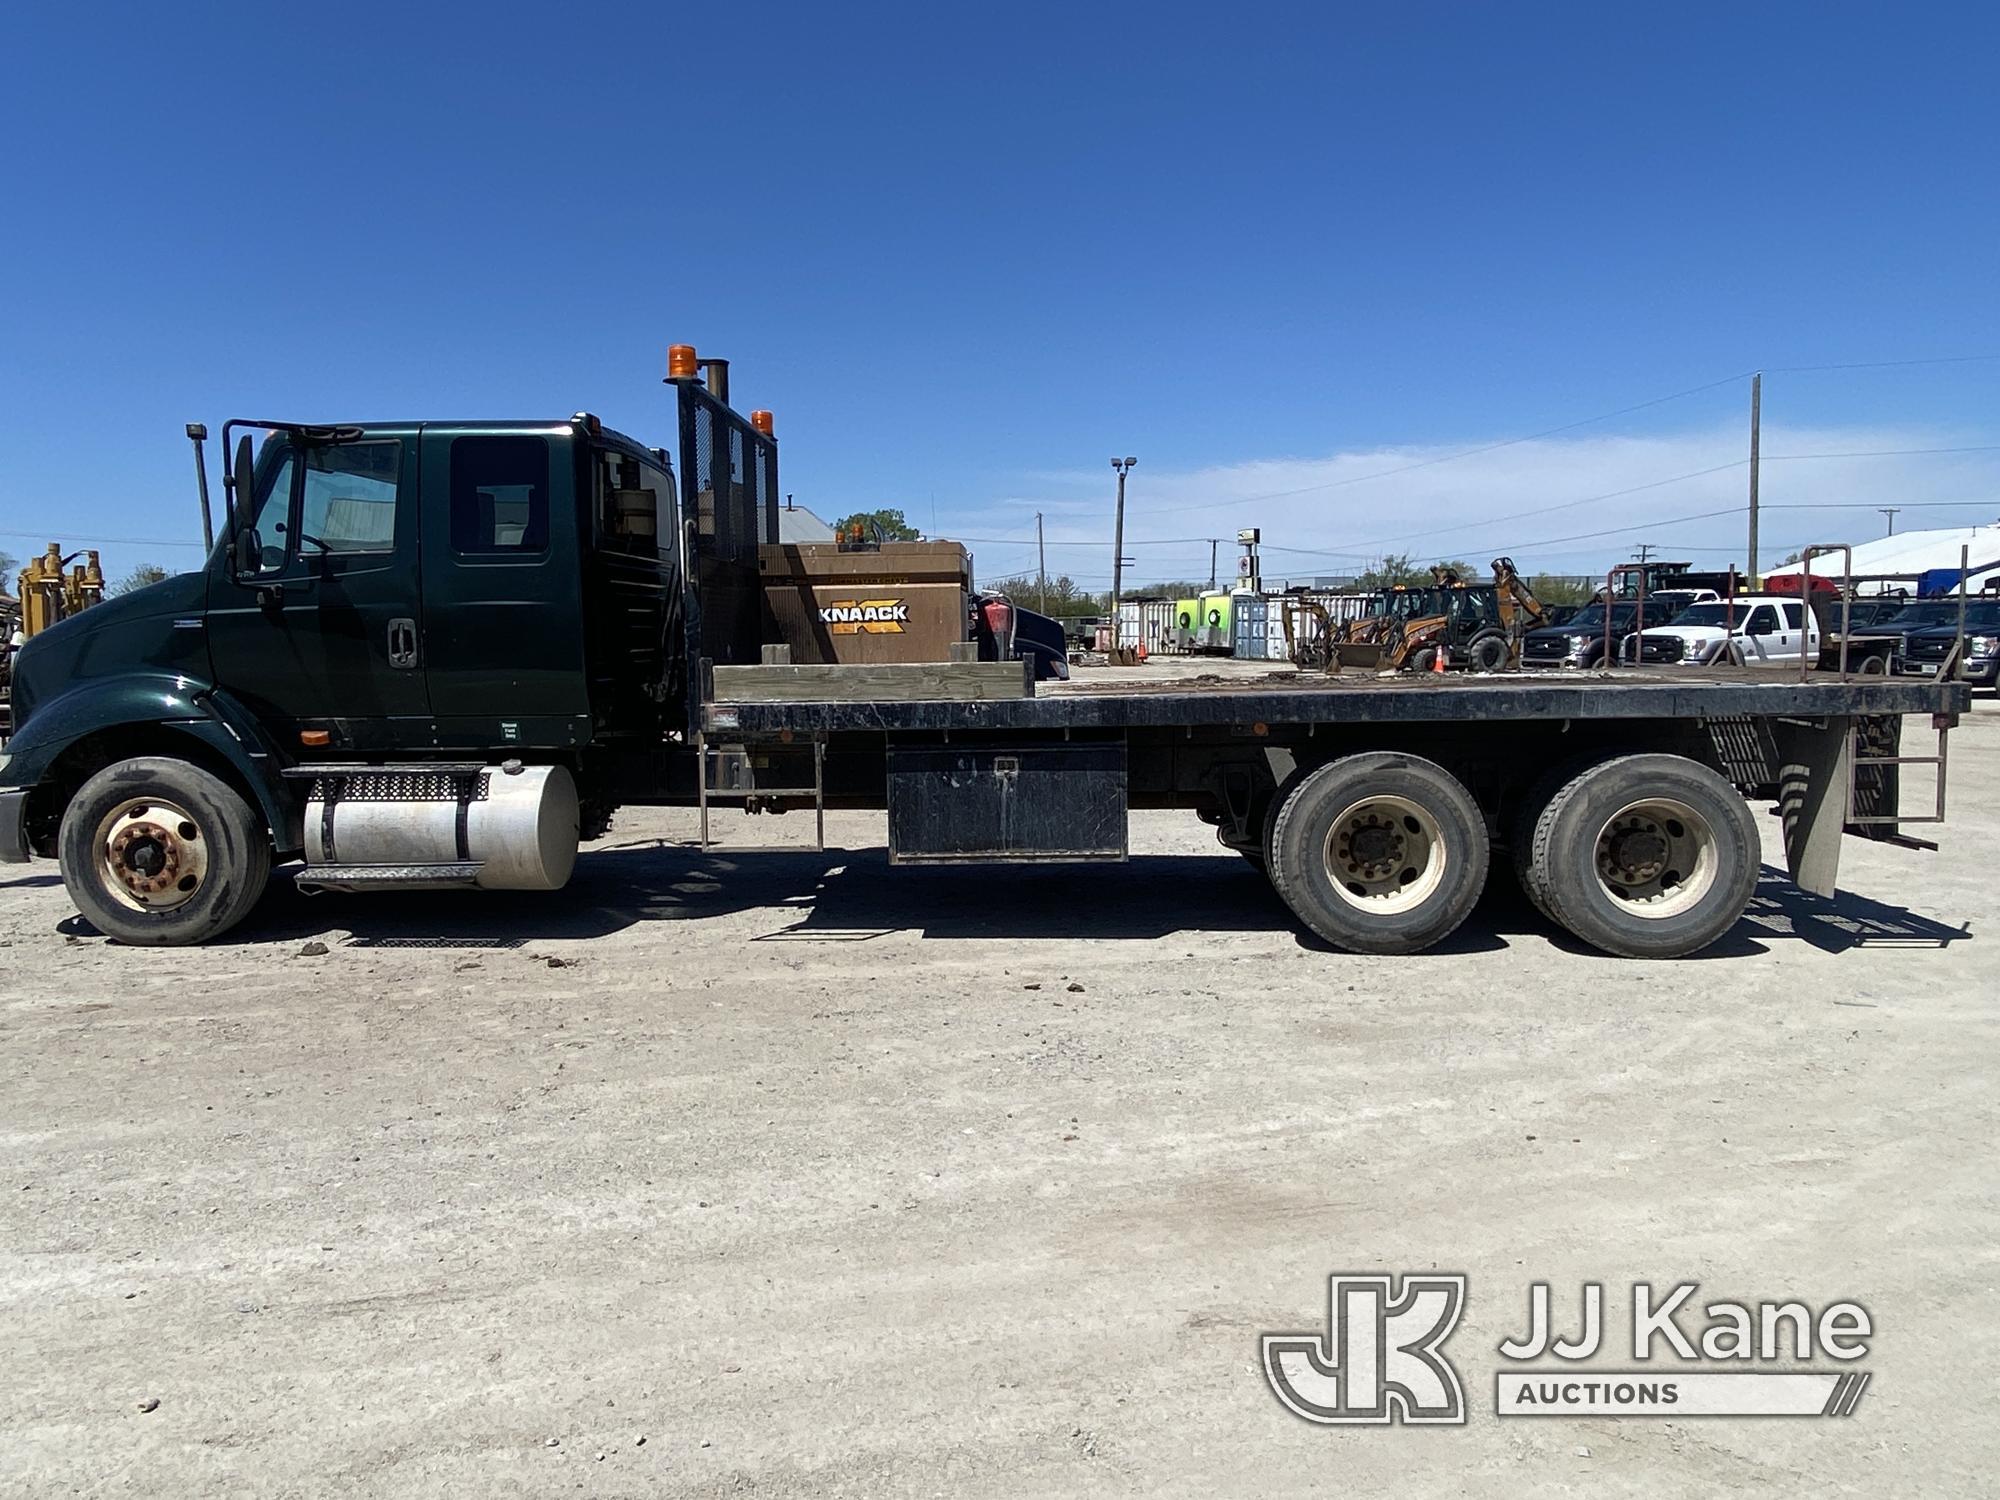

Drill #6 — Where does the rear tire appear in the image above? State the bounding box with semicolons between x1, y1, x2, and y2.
1523;754;1758;958
58;757;271;947
1507;753;1618;921
1468;634;1510;673
1268;753;1488;955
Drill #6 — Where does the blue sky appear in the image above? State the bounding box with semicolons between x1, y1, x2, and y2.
3;1;1997;589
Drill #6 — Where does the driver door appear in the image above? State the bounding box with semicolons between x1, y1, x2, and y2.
1737;604;1780;666
206;428;432;749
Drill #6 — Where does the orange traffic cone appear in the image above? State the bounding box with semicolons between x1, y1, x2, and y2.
1431;641;1448;675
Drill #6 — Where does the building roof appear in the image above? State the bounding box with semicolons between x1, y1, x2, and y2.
1761;522;2000;582
776;503;836;544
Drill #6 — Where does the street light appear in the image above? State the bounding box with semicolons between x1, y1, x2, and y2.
1110;457;1137;645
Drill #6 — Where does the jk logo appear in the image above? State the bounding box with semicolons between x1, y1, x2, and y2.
1262;1273;1467;1425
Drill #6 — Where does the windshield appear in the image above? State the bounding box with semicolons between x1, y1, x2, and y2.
1924;603;2000;631
1559;603;1640;630
1881;602;1967;629
1665;603;1737;628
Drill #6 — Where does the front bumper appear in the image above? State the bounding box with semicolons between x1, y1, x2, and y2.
0;788;30;863
1900;655;2000;683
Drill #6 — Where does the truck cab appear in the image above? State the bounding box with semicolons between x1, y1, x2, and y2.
0;362;775;944
1622;596;1818;667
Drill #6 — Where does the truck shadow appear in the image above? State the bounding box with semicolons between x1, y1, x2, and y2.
53;853;1964;959
1736;867;1970;953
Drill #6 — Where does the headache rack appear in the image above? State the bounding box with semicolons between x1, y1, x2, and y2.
670;363;782;739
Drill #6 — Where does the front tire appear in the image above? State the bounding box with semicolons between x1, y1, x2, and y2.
1268;752;1488;955
58;757;271;946
1522;754;1758;958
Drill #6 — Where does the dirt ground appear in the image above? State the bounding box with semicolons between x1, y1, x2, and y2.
2;700;1994;1498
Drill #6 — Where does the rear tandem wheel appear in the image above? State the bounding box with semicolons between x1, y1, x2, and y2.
1516;753;1760;959
1266;752;1488;955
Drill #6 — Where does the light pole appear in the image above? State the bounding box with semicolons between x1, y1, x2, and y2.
1110;456;1137;638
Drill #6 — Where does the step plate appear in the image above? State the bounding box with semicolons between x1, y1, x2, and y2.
295;861;484;892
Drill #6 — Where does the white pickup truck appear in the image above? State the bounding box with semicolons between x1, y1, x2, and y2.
1621;596;1819;668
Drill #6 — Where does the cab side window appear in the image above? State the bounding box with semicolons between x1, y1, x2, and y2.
451;436;550;557
594;449;670;557
300;441;401;554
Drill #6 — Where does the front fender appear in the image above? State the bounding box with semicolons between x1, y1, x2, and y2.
1;674;298;850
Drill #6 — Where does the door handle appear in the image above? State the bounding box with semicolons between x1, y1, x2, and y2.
387;618;418;668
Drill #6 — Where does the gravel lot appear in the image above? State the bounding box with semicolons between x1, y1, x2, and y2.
2;701;1994;1497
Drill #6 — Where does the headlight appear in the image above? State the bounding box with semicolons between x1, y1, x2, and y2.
1970;635;1998;656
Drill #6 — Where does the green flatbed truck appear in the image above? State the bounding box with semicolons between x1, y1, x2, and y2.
0;350;1969;958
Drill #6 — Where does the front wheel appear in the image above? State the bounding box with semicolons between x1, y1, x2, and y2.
58;756;271;946
1521;754;1758;958
1268;752;1488;955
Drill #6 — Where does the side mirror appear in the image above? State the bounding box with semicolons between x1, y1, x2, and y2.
232;434;256;524
234;527;264;577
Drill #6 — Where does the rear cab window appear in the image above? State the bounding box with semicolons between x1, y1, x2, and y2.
450;436;551;557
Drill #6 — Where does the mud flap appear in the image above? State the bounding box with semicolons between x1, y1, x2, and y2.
1771;718;1852;899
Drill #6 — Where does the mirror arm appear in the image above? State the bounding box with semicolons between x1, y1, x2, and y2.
186;423;214;553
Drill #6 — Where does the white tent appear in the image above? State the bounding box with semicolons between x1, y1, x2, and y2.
1761;522;2000;588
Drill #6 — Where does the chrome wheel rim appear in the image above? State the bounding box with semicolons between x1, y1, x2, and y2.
1323;795;1447;913
95;796;208;913
1592;797;1716;919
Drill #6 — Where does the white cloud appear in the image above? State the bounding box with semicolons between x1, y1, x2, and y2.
953;422;2000;585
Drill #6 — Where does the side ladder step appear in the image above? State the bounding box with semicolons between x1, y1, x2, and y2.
1845;717;1951;828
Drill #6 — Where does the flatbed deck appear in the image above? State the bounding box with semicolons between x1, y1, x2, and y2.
704;666;1969;735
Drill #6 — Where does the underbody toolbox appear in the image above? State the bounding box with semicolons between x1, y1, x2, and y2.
886;741;1126;863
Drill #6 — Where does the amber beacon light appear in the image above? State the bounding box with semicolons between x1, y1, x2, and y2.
750;410;775;436
666;343;699;379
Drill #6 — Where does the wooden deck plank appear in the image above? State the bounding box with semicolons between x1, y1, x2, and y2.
712;659;1032;703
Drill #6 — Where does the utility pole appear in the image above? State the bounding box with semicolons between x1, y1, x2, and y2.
1879;507;1900;537
1110;456;1136;621
1634;542;1656;565
1747;371;1762;579
1208;538;1219;590
1035;512;1047;601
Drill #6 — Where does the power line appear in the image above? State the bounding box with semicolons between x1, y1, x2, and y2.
1763;444;2000;461
1764;354;2000;373
1760;499;2000;511
1243;442;2000;559
0;527;205;549
1330;461;1749;553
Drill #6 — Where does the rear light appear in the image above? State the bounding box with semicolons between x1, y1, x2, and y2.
980;598;1017;658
